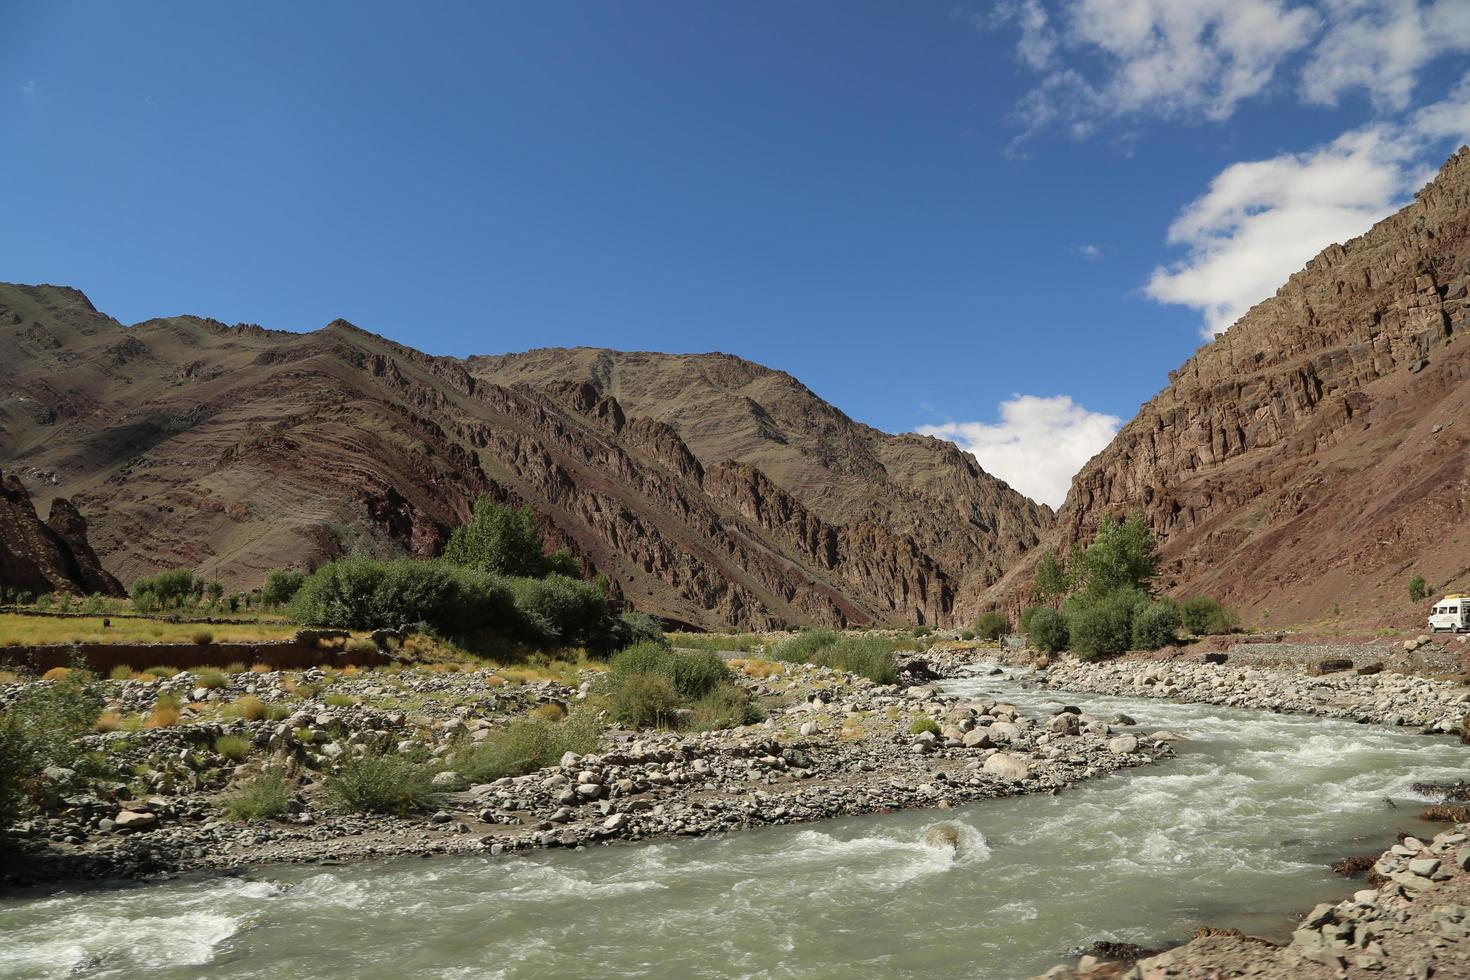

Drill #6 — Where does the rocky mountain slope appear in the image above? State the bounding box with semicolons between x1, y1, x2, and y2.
0;285;1047;629
991;145;1470;630
0;468;122;598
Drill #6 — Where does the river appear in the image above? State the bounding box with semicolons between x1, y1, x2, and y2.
3;664;1467;979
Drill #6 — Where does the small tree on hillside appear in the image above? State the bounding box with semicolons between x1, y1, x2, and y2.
443;498;551;578
1075;514;1159;599
1409;575;1429;602
1033;552;1067;606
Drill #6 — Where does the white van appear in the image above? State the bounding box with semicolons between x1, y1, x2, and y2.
1428;595;1470;633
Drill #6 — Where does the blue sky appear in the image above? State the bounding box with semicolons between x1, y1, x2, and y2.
3;2;1468;505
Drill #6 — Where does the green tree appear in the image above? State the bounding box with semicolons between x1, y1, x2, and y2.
131;569;197;611
442;498;550;578
974;611;1010;640
260;569;306;607
1076;514;1159;599
1034;551;1068;605
1131;599;1181;650
206;580;225;605
1180;596;1233;636
1409;575;1429;602
1027;607;1069;654
1066;589;1145;661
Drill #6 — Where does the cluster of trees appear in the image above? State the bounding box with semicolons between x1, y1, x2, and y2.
1021;514;1233;661
282;499;660;655
131;569;258;615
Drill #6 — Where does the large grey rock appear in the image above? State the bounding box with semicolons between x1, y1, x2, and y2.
983;752;1030;781
113;810;157;830
1107;735;1139;755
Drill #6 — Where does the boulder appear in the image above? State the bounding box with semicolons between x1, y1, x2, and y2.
1107;735;1140;755
113;810;157;830
983;752;1030;781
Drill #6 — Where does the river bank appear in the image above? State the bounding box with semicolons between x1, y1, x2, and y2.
0;649;1169;887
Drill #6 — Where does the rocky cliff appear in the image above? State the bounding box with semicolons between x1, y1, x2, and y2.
990;145;1470;629
0;284;1048;629
0;468;122;598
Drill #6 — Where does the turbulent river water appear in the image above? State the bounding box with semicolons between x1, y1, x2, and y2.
5;664;1470;980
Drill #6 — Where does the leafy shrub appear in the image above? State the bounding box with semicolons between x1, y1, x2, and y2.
959;630;976;641
1179;596;1233;636
326;753;441;815
770;632;899;684
1074;514;1159;600
1026;607;1069;654
214;734;252;761
259;569;307;608
288;556;515;633
222;771;293;821
457;713;602;783
910;717;941;736
1131;599;1181;650
131;569;197;612
191;629;215;646
1409;575;1429;602
506;574;610;648
0;669;106;825
605;673;683;729
912;626;932;638
974;611;1010;641
610;611;667;650
442;498;552;578
1066;589;1144;661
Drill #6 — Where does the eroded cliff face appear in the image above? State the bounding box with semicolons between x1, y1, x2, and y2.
991;145;1470;629
0;469;122;597
0;284;1047;629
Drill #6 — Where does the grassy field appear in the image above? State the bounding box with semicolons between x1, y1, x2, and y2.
0;613;299;647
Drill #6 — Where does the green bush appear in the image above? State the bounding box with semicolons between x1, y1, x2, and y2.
0;669;107;825
1074;514;1159;600
131;568;197;612
442;498;553;578
611;611;667;650
288;557;515;633
325;752;441;815
457;712;602;782
1409;575;1429;602
1179;596;1233;636
769;632;899;684
214;734;252;761
506;574;610;648
259;569;306;607
974;611;1010;641
608;643;733;698
1066;590;1144;661
222;771;292;821
1131;599;1181;650
605;673;684;729
1026;608;1069;653
910;717;941;735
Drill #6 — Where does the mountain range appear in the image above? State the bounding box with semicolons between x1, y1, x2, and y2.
4;146;1468;631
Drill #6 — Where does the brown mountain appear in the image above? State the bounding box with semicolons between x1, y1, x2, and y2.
989;145;1470;631
0;284;1048;629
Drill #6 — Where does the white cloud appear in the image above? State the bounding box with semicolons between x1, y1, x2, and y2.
990;1;1470;139
1078;243;1103;258
1146;74;1470;336
918;395;1122;507
1300;0;1470;110
21;80;35;98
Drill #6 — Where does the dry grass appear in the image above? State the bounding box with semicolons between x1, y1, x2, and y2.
0;669;21;684
93;711;125;732
248;663;272;673
224;695;269;721
731;657;785;679
145;699;183;728
41;666;72;681
530;702;567;722
486;675;507;687
0;612;298;646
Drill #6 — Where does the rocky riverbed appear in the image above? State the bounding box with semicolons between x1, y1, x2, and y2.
0;650;1170;886
1038;822;1470;978
1033;653;1470;733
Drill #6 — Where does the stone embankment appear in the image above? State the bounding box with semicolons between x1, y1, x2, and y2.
0;653;1169;886
1039;823;1470;978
